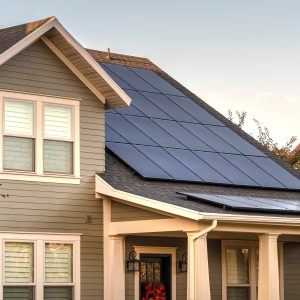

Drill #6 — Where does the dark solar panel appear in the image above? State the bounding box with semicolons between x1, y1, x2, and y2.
136;145;200;181
194;151;259;186
102;62;300;190
130;67;185;96
153;119;213;151
107;142;172;179
166;95;223;126
179;192;300;214
103;63;158;93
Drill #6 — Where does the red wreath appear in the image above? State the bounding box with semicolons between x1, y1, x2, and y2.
142;282;167;300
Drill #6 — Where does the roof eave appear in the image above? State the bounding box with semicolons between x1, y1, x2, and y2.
0;17;131;108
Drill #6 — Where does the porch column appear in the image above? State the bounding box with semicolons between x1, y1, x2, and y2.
258;233;280;300
187;232;211;300
109;235;125;300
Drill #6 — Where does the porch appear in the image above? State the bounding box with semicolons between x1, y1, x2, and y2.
100;196;300;300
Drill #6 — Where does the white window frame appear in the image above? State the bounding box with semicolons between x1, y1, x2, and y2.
221;240;284;300
0;90;80;184
0;232;80;300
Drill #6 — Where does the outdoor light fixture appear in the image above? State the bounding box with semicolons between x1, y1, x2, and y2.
179;252;187;272
127;250;140;272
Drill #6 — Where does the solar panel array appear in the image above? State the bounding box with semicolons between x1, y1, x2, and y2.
102;62;300;190
179;192;300;214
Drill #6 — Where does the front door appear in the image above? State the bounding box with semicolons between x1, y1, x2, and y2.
139;254;171;300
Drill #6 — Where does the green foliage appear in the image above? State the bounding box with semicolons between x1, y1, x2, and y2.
228;110;300;169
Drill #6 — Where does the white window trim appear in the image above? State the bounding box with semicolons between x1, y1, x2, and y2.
133;246;177;300
0;232;80;300
221;240;284;300
0;90;80;184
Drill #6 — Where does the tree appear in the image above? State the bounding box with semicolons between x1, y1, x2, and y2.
228;110;300;169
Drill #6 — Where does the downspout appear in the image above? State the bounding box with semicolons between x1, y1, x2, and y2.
188;219;218;300
192;219;218;241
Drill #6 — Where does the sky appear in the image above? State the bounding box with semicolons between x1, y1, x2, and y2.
0;0;299;147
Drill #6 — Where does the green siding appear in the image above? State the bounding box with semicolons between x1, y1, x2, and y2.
0;39;104;299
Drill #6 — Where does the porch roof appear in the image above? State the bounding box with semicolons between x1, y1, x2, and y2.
99;151;300;218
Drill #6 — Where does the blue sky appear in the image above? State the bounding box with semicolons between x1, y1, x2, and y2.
1;0;299;146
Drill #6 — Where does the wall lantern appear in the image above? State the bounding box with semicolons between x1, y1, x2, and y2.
179;252;187;272
127;250;140;272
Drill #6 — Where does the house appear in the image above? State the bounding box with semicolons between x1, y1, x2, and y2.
0;16;299;300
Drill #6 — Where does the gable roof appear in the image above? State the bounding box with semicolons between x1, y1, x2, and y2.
0;17;131;108
88;49;300;190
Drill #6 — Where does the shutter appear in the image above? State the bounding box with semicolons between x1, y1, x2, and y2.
44;287;72;300
45;243;73;283
43;140;73;174
3;287;33;300
4;100;34;136
3;136;34;171
4;242;34;283
44;105;72;139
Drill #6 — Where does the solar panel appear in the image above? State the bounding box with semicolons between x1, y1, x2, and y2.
206;126;266;157
103;63;158;93
106;113;156;146
181;122;239;154
248;156;300;189
179;192;300;214
130;67;185;96
107;142;172;179
123;115;185;149
166;95;223;126
153;119;213;151
102;62;300;190
142;92;197;122
194;151;259;186
136;145;200;181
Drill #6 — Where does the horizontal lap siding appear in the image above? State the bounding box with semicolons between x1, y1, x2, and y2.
284;242;300;300
0;40;104;299
111;200;171;222
208;240;222;300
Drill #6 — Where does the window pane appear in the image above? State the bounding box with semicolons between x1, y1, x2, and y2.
4;242;34;283
43;140;73;174
227;287;250;300
226;248;249;284
4;100;34;136
44;105;72;139
45;243;73;283
44;286;72;300
4;287;33;300
3;137;34;171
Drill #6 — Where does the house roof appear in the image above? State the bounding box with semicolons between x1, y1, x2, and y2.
89;49;300;184
101;151;300;217
89;49;300;216
0;17;131;108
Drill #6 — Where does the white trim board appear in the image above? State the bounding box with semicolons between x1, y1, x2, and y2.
134;246;177;300
96;175;300;226
0;17;131;108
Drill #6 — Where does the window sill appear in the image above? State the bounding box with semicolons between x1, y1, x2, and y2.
0;171;80;184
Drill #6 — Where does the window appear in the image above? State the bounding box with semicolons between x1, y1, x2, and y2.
0;91;80;184
0;233;80;300
222;241;284;300
4;242;34;300
222;241;258;300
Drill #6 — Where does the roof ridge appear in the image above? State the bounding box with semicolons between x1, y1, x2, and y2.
0;16;54;32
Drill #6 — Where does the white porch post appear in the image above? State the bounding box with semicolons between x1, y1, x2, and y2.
258;233;280;300
109;235;126;300
187;232;211;300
